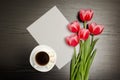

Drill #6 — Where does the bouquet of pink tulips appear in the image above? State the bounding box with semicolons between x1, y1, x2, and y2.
65;9;104;80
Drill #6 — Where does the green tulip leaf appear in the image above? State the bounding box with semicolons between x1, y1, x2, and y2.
76;74;81;80
72;61;81;80
91;38;99;50
86;38;99;64
84;37;90;63
75;62;81;80
84;49;97;80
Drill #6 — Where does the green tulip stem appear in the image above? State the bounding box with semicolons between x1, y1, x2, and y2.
91;35;94;44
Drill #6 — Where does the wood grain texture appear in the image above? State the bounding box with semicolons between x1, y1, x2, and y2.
0;0;120;80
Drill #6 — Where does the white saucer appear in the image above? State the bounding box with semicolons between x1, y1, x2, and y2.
29;45;57;72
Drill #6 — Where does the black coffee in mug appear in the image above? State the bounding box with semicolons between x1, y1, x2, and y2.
35;51;49;66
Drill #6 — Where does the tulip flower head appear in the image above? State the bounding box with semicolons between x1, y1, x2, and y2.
88;22;104;35
67;21;80;33
79;9;94;22
78;29;90;40
65;34;79;47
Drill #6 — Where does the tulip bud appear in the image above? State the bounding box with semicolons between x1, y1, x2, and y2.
78;29;90;40
88;22;104;35
67;21;80;33
65;34;79;47
79;9;94;22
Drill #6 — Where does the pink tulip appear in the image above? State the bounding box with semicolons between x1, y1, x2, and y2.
65;34;79;47
88;22;104;35
78;29;90;40
67;21;80;33
79;9;94;22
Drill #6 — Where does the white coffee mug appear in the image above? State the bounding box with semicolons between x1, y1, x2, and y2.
29;45;57;72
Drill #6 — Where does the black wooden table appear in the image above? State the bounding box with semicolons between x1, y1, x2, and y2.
0;0;120;80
